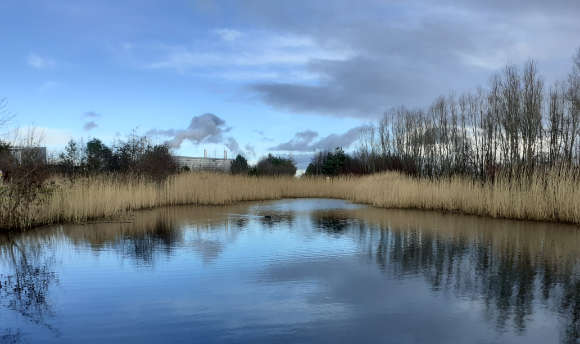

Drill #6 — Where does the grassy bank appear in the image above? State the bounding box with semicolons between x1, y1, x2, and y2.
2;170;580;229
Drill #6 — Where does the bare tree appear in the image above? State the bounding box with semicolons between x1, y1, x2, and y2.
346;47;580;182
566;48;580;164
521;60;543;167
547;83;566;165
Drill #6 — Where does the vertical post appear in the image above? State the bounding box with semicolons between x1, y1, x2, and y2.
224;150;227;160
204;149;207;158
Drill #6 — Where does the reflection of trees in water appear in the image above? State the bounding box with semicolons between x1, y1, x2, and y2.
114;216;183;265
314;212;580;344
384;229;580;343
0;329;23;344
61;207;252;266
560;278;580;344
0;234;59;335
190;215;250;264
2;203;579;343
313;214;353;235
312;211;374;239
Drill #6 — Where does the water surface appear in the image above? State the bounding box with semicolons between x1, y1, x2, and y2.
1;199;579;343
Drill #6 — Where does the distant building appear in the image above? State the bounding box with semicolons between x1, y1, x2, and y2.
8;146;47;165
175;150;233;172
175;156;233;172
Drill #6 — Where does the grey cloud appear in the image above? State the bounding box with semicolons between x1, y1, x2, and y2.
270;130;318;151
83;111;101;118
314;126;368;151
225;137;241;155
83;121;98;131
436;0;580;14
83;111;101;131
147;113;231;148
270;126;368;152
228;0;580;117
244;144;256;157
254;130;274;142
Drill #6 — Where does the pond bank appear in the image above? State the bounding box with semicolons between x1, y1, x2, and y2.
2;170;580;230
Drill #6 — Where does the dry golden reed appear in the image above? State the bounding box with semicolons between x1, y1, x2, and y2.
2;170;580;229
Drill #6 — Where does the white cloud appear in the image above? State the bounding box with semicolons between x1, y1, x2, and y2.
38;81;60;92
143;31;353;73
214;28;242;41
27;53;55;69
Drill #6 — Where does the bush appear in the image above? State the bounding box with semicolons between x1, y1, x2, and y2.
230;154;249;175
0;141;53;229
0;140;11;180
136;144;177;181
256;154;296;176
305;147;350;176
57;135;178;181
86;138;113;173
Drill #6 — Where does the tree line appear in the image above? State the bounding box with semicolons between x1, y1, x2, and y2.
231;154;297;176
307;48;580;180
56;134;177;181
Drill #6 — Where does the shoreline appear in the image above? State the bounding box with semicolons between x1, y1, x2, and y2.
2;171;580;230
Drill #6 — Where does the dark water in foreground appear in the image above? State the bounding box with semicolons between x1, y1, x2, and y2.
1;199;580;344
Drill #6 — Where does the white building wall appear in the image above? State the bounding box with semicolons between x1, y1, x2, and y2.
175;156;233;172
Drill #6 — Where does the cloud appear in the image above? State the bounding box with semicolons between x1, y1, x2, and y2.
214;28;243;41
225;137;241;155
147;113;232;149
270;126;368;152
82;112;101;131
313;126;370;151
141;31;352;75
225;141;256;158
83;111;101;118
254;130;274;142
38;81;60;92
205;0;579;118
244;144;256;157
120;0;578;119
27;53;55;69
269;130;318;151
83;121;98;131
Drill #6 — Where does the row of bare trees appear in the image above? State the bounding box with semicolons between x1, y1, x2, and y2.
356;48;580;180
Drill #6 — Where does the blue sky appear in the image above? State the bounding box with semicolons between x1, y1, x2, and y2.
1;0;579;168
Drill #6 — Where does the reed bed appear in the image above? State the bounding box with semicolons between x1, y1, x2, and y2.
2;170;580;229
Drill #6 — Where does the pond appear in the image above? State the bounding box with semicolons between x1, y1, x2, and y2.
1;199;579;343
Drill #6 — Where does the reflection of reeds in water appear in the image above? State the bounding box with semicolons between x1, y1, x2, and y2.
3;169;580;229
343;207;580;263
60;205;239;248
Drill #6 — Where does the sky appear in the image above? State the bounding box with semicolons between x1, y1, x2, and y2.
0;0;579;169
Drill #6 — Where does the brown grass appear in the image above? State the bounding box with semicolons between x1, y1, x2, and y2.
2;169;580;229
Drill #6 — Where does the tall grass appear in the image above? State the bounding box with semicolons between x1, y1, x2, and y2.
2;170;580;229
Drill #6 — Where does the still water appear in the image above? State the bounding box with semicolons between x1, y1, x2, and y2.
1;199;579;343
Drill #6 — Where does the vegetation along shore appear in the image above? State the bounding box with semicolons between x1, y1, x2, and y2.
2;170;580;230
1;47;580;230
